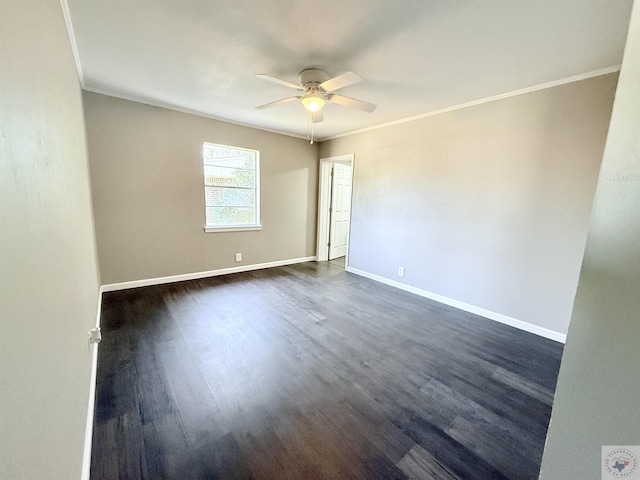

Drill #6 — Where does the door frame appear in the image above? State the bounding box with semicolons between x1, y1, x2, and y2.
316;154;354;265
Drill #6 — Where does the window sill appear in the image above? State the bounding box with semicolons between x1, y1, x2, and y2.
204;225;262;233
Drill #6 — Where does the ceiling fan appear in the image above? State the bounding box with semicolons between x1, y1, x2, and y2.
255;68;376;123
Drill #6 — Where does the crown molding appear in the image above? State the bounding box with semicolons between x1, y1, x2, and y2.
324;65;622;142
82;86;312;142
59;0;85;88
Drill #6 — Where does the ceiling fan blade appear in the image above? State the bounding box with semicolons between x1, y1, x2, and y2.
327;94;376;113
312;110;323;123
319;71;361;92
256;74;304;91
255;96;300;110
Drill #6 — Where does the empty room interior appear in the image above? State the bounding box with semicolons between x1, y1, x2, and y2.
2;1;640;479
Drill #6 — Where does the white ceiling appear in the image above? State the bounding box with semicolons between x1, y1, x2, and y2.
65;0;633;141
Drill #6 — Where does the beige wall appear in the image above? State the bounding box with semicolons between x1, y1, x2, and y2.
0;1;101;479
84;92;318;285
320;73;617;336
540;1;640;477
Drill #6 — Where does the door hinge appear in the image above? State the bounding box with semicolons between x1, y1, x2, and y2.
330;168;334;176
329;207;332;213
327;242;331;247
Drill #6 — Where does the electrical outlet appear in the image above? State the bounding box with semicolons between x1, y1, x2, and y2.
88;327;102;345
398;266;405;277
235;253;242;262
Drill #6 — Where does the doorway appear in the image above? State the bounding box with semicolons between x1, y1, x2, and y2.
316;154;354;268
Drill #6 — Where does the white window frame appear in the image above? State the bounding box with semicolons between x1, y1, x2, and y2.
202;142;261;233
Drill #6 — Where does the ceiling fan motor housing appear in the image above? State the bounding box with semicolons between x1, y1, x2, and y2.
255;68;375;114
299;68;329;89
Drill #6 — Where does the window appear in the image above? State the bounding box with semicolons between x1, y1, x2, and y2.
203;142;260;232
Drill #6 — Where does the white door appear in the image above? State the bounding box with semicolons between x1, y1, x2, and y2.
328;163;352;260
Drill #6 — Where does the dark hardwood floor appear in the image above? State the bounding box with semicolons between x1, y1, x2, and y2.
91;261;563;480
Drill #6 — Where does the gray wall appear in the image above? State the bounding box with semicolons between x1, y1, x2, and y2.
320;74;617;336
540;1;640;477
0;1;101;479
84;92;318;285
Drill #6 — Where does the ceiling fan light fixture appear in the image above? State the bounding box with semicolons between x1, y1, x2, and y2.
301;92;325;112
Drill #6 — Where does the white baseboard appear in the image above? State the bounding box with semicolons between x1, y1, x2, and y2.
81;289;102;480
346;266;566;344
101;256;317;292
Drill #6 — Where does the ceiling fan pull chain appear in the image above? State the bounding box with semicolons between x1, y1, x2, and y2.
310;113;315;144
